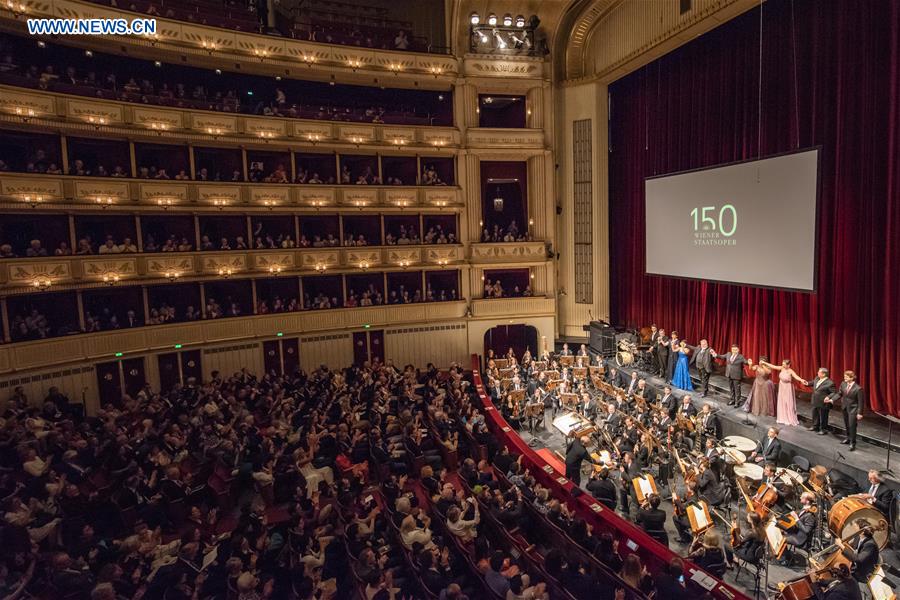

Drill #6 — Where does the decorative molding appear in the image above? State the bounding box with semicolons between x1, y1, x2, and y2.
463;56;545;80
139;183;189;203
74;180;131;202
471;296;554;318
145;256;195;276
201;254;246;273
133;106;183;131
82;258;137;280
470;242;548;263
7;261;71;283
65;98;123;125
251;253;294;270
466;128;545;149
0;177;63;201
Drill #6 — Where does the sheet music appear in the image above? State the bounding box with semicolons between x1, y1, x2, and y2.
638;477;653;498
869;567;897;600
689;569;718;591
690;504;710;530
202;546;219;571
765;519;785;552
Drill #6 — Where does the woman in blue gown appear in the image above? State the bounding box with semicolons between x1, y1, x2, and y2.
672;340;694;391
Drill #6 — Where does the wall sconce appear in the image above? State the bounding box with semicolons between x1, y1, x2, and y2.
437;259;449;268
314;263;326;272
148;121;169;134
348;135;363;147
32;277;51;290
530;272;535;280
212;198;228;210
396;200;408;209
354;200;367;209
157;198;174;209
217;267;233;278
311;199;325;209
87;115;107;128
398;260;410;269
96;196;114;208
268;265;283;275
14;106;35;122
165;271;180;282
22;194;43;208
253;48;270;60
388;63;402;75
435;200;448;209
6;1;27;16
205;127;223;138
102;273;120;286
431;140;447;148
306;133;321;145
528;218;534;227
359;261;370;270
302;54;316;67
258;131;276;141
201;40;217;53
430;66;443;78
262;199;276;210
479;220;484;228
348;59;362;71
392;138;406;148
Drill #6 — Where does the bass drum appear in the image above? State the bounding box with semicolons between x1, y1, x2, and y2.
615;351;634;366
828;497;889;549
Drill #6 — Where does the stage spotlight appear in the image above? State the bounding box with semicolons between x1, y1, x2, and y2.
479;33;489;43
154;60;162;67
84;50;93;57
503;13;512;26
470;11;479;25
515;15;526;27
487;13;497;25
493;30;507;49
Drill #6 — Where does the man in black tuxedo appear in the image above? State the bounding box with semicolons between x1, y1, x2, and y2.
715;344;748;406
565;435;600;486
804;367;837;435
750;427;782;465
624;371;640;397
838;519;880;585
859;470;893;515
607;366;626;389
691;339;715;397
656;328;670;379
660;385;678;419
648;324;661;374
666;331;680;383
828;370;866;451
586;467;618;510
636;493;667;534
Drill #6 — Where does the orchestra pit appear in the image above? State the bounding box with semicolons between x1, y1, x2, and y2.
0;1;898;599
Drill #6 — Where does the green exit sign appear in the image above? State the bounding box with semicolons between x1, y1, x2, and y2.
114;352;123;357
174;344;182;349
276;332;283;337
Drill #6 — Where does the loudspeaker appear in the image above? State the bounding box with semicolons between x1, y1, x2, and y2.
589;321;616;356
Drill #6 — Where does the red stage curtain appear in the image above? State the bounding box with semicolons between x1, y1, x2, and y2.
609;0;900;414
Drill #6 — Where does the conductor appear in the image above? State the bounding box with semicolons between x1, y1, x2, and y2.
565;435;599;486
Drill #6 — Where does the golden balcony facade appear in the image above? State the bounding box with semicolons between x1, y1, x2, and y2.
0;85;460;151
0;0;458;87
0;245;465;292
0;173;463;212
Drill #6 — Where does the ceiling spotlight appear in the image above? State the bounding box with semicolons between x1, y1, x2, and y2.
84;50;93;57
215;69;222;75
154;60;162;67
487;13;497;26
515;14;526;28
503;13;513;26
37;40;46;48
469;12;480;25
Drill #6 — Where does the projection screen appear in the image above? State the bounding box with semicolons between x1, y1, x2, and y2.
644;149;819;291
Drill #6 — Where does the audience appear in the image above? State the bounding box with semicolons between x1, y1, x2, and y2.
482;221;530;243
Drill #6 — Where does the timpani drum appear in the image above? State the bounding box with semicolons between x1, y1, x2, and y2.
721;435;757;453
615;351;634;366
828;497;889;549
733;462;765;481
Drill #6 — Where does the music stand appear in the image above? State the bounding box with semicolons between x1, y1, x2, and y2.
874;412;900;477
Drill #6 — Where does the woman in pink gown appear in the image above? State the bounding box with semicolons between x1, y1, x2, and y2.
763;359;803;426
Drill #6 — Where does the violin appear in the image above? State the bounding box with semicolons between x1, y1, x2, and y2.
729;511;741;548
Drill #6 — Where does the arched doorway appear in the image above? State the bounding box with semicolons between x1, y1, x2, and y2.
484;325;538;361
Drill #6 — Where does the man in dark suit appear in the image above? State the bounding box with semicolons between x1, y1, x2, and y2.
714;344;748;406
625;371;640;397
660;385;678;419
783;492;818;549
750;427;782;464
698;403;721;442
565;435;599;487
586;467;618;510
666;331;680;383
607;366;626;389
636;493;667;534
691;339;716;397
656;328;670;379
828;370;866;451
804;367;837;434
619;451;642;513
860;470;893;515
697;457;725;506
601;404;622;436
838;519;880;584
648;324;661;374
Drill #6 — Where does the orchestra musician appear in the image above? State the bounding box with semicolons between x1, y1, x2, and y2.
580;391;597;419
625;371;640;397
607;366;626;389
698;403;721;442
636;493;667;534
601;403;622;435
818;563;863;600
855;470;892;515
577;343;589;360
732;512;767;568
782;492;817;550
560;343;572;356
619;451;642;513
660;385;678;419
671;483;696;544
634;379;653;401
587;467;618;511
677;395;697;419
836;518;880;586
697;457;726;507
749;426;782;465
828;370;866;451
